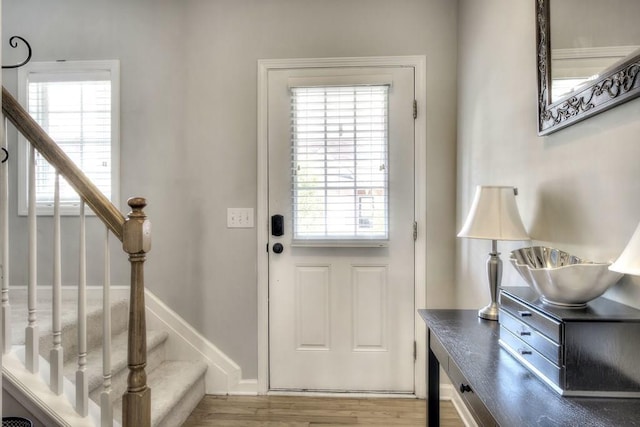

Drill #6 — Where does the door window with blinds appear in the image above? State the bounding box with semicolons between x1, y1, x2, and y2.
17;60;119;215
291;84;389;244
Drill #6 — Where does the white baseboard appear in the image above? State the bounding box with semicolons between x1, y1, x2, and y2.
231;379;259;395
268;390;418;399
440;384;477;427
144;290;257;395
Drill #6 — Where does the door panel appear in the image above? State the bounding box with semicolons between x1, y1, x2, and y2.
268;66;415;392
352;265;387;350
295;265;330;350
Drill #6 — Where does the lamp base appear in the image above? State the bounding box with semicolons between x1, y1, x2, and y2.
478;301;499;321
478;241;502;322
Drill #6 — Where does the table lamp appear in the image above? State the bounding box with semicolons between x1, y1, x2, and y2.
458;186;529;321
610;221;640;276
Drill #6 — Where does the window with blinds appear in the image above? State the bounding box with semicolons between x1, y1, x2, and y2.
18;61;119;215
291;85;389;242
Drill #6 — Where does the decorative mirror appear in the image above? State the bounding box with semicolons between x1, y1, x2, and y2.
536;0;640;135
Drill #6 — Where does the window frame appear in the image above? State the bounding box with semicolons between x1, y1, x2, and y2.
17;60;120;216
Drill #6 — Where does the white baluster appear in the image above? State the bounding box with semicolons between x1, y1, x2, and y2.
1;107;5;417
50;172;63;394
1;117;11;355
76;200;88;416
26;145;38;373
101;229;113;427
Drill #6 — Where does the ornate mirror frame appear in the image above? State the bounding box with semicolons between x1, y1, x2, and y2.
536;0;640;135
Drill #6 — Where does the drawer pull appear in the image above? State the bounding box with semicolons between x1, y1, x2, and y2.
518;349;533;356
518;310;532;317
459;384;472;393
519;331;531;336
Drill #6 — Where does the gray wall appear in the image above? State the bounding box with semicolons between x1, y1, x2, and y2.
2;0;186;288
457;0;640;310
551;0;640;49
3;0;459;379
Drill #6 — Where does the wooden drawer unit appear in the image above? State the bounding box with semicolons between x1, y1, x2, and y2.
499;308;561;364
500;291;561;342
499;325;562;387
499;287;640;397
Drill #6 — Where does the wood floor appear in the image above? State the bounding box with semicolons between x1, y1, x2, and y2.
182;395;464;426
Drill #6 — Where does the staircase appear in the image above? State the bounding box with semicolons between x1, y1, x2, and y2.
7;288;207;426
1;82;212;425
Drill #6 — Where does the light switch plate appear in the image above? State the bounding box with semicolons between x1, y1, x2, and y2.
227;208;254;228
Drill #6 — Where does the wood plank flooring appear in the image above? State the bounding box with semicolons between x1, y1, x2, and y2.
182;395;464;426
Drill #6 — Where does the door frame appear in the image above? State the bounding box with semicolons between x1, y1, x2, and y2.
257;56;427;397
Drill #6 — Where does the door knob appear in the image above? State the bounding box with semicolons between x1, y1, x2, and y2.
273;243;284;254
459;384;472;393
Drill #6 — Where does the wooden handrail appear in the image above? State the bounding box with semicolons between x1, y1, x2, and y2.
1;86;125;240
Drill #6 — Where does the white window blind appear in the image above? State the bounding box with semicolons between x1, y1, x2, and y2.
18;61;119;215
291;85;389;242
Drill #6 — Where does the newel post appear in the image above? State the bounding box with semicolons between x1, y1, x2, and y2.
122;197;151;427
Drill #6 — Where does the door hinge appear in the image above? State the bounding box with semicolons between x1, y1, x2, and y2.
413;341;417;361
413;99;417;119
413;221;418;241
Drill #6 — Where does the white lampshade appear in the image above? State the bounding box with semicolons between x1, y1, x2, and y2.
458;186;529;241
610;222;640;276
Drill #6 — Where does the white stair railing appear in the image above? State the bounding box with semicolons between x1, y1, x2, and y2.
50;172;64;395
102;230;113;427
77;201;89;416
26;144;38;374
1;117;10;355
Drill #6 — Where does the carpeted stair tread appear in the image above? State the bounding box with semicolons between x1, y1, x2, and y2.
113;360;207;426
9;289;129;346
62;328;169;393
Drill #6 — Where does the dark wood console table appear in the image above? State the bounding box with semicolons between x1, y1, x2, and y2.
419;309;640;427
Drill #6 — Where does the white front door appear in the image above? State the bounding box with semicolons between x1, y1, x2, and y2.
268;66;415;392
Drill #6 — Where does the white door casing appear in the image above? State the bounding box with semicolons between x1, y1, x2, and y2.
268;66;415;392
257;56;427;397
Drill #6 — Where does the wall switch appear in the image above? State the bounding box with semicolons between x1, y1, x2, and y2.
227;208;254;228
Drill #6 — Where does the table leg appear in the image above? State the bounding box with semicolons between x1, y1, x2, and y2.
428;332;440;426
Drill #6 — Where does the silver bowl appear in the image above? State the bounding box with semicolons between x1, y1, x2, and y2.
509;246;623;308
